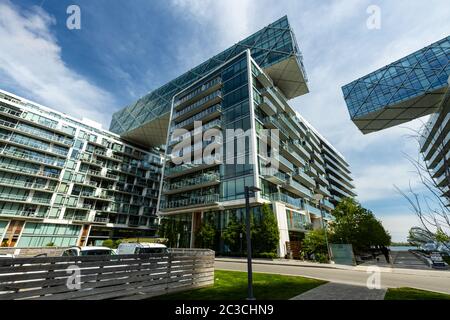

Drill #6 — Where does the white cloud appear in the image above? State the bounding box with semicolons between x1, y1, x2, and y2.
0;1;116;127
377;213;420;242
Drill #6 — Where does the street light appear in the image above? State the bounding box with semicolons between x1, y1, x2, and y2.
244;185;261;301
313;194;332;262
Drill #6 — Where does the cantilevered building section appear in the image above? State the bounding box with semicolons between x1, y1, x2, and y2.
0;90;162;247
110;16;308;147
342;36;450;134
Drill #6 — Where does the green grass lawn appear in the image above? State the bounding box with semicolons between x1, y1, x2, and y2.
385;288;450;300
153;270;326;300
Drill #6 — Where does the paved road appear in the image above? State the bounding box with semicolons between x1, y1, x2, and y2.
215;260;450;294
291;282;386;300
391;251;428;269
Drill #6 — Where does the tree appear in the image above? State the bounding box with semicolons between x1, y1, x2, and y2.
254;204;279;255
330;198;391;253
195;221;216;249
397;95;450;251
222;214;245;253
302;228;328;262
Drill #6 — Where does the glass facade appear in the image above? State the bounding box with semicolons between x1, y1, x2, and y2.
109;15;308;140
342;36;450;133
0;90;163;247
159;47;355;257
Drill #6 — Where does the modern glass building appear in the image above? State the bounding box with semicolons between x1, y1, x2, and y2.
0;16;356;254
342;36;449;205
0;90;162;247
154;21;355;256
342;36;450;134
109;16;308;148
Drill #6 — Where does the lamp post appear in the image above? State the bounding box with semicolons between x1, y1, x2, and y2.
244;185;261;301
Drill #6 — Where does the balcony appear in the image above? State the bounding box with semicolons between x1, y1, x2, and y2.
160;193;220;211
258;96;277;116
91;216;110;224
305;203;322;217
262;116;289;140
293;168;316;188
290;140;310;159
268;192;303;209
0;209;46;219
173;104;222;131
174;77;222;109
0;147;65;168
0;162;60;179
0;133;69;157
0;104;73;136
260;167;287;185
277;114;301;139
282;177;312;198
0;178;56;192
315;184;331;197
164;173;220;195
274;153;294;173
325;162;353;183
169;119;222;146
173;90;222;122
164;155;221;178
0;118;73;146
322;199;335;211
281;143;307;168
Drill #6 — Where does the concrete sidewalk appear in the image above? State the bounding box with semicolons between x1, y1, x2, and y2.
290;282;386;300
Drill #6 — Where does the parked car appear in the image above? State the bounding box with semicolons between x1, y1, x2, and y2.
61;246;116;256
116;243;168;255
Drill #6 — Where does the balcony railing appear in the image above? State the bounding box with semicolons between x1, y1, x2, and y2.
0;118;73;146
164;155;221;176
165;173;220;192
160;193;220;210
268;192;303;209
174;77;222;108
173;104;222;130
0;162;60;179
305;203;322;216
0;133;68;157
0;209;46;218
169;119;222;146
0;178;55;191
173;90;222;120
0;147;65;167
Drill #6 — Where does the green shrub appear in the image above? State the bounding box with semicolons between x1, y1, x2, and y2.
45;242;55;247
102;239;114;248
256;252;278;259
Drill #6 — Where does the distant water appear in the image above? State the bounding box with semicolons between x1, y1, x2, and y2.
389;246;418;251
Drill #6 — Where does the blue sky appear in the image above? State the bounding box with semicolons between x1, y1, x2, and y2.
1;0;449;241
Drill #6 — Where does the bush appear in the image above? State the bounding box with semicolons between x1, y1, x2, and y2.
45;242;55;247
256;252;278;259
102;239;114;248
302;229;329;262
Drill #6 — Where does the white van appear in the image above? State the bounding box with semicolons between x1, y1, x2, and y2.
116;243;168;255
